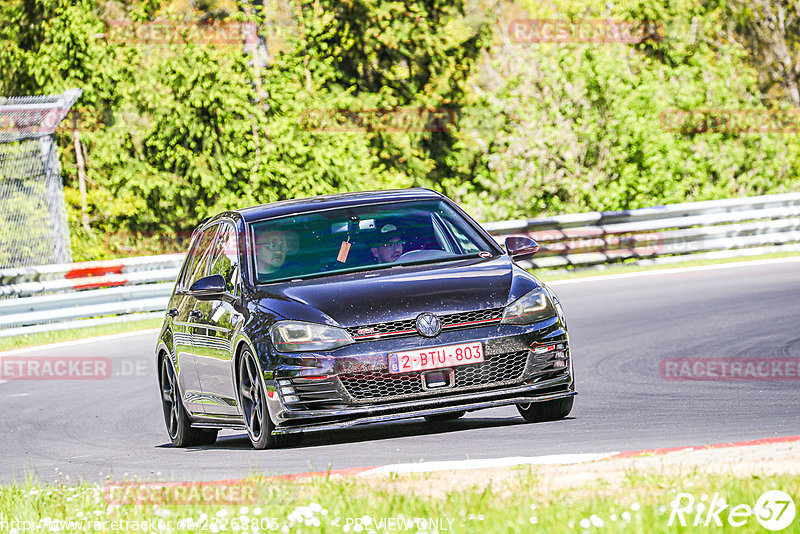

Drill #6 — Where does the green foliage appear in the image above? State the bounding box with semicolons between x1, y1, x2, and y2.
0;0;116;109
722;0;800;105
1;0;487;259
446;0;800;222
296;0;493;184
2;0;800;260
2;468;799;534
88;40;264;231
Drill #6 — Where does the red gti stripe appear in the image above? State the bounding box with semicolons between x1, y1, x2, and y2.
442;318;502;329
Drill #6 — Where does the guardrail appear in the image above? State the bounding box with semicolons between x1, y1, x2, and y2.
0;254;183;298
0;255;183;338
482;192;800;269
2;192;799;338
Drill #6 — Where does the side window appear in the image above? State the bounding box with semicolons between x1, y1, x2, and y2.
177;232;202;289
208;224;240;294
184;225;220;289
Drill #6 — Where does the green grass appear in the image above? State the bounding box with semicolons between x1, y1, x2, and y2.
0;469;797;533
0;317;162;353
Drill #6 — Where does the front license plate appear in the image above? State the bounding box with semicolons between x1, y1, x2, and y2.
388;342;484;374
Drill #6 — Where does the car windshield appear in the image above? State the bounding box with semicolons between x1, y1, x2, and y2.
250;199;497;284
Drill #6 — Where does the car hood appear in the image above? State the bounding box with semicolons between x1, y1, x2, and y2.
252;256;540;327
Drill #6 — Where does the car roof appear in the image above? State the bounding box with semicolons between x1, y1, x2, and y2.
235;188;444;223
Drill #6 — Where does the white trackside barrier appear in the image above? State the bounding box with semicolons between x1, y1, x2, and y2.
482;192;800;270
1;193;799;338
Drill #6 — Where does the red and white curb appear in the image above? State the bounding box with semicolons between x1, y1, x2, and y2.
608;434;800;459
265;435;800;481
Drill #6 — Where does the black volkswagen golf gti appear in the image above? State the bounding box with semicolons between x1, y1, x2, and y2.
156;189;575;448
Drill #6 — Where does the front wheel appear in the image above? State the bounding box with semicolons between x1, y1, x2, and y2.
517;396;574;423
238;349;300;449
160;356;218;447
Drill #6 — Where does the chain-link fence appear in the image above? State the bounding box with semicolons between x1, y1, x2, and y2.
0;89;80;268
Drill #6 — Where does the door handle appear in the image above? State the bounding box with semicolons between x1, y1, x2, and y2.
189;310;204;320
167;308;178;318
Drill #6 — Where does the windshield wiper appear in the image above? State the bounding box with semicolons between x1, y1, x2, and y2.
258;254;487;285
260;263;397;284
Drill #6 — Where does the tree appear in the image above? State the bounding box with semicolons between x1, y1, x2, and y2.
294;0;493;186
725;0;800;106
0;0;113;107
447;0;800;221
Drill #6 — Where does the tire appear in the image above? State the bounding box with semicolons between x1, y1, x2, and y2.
237;349;300;449
160;356;218;447
516;396;574;423
424;411;466;423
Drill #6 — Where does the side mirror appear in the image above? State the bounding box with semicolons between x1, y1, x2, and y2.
188;274;226;300
505;236;539;259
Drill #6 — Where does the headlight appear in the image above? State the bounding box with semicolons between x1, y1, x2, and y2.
502;288;556;325
269;321;354;352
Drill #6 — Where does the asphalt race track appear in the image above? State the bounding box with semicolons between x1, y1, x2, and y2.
1;259;799;484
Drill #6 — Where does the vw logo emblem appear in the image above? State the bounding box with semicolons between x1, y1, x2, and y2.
416;313;441;338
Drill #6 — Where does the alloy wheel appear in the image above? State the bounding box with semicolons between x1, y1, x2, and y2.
161;357;180;440
239;351;265;441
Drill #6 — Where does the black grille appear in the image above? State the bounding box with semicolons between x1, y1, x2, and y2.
347;308;503;341
339;371;423;400
440;308;503;328
339;350;529;402
348;318;417;338
529;350;567;375
454;350;528;388
286;377;344;410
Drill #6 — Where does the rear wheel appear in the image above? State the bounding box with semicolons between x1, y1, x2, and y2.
424;411;466;423
238;349;300;449
516;396;574;423
160;356;218;447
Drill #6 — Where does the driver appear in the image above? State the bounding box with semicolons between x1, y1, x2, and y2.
255;230;289;274
370;223;406;263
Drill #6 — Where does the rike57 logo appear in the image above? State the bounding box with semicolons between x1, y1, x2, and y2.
668;491;796;531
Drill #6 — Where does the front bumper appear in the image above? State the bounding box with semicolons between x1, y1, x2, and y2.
271;380;575;434
261;315;573;433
